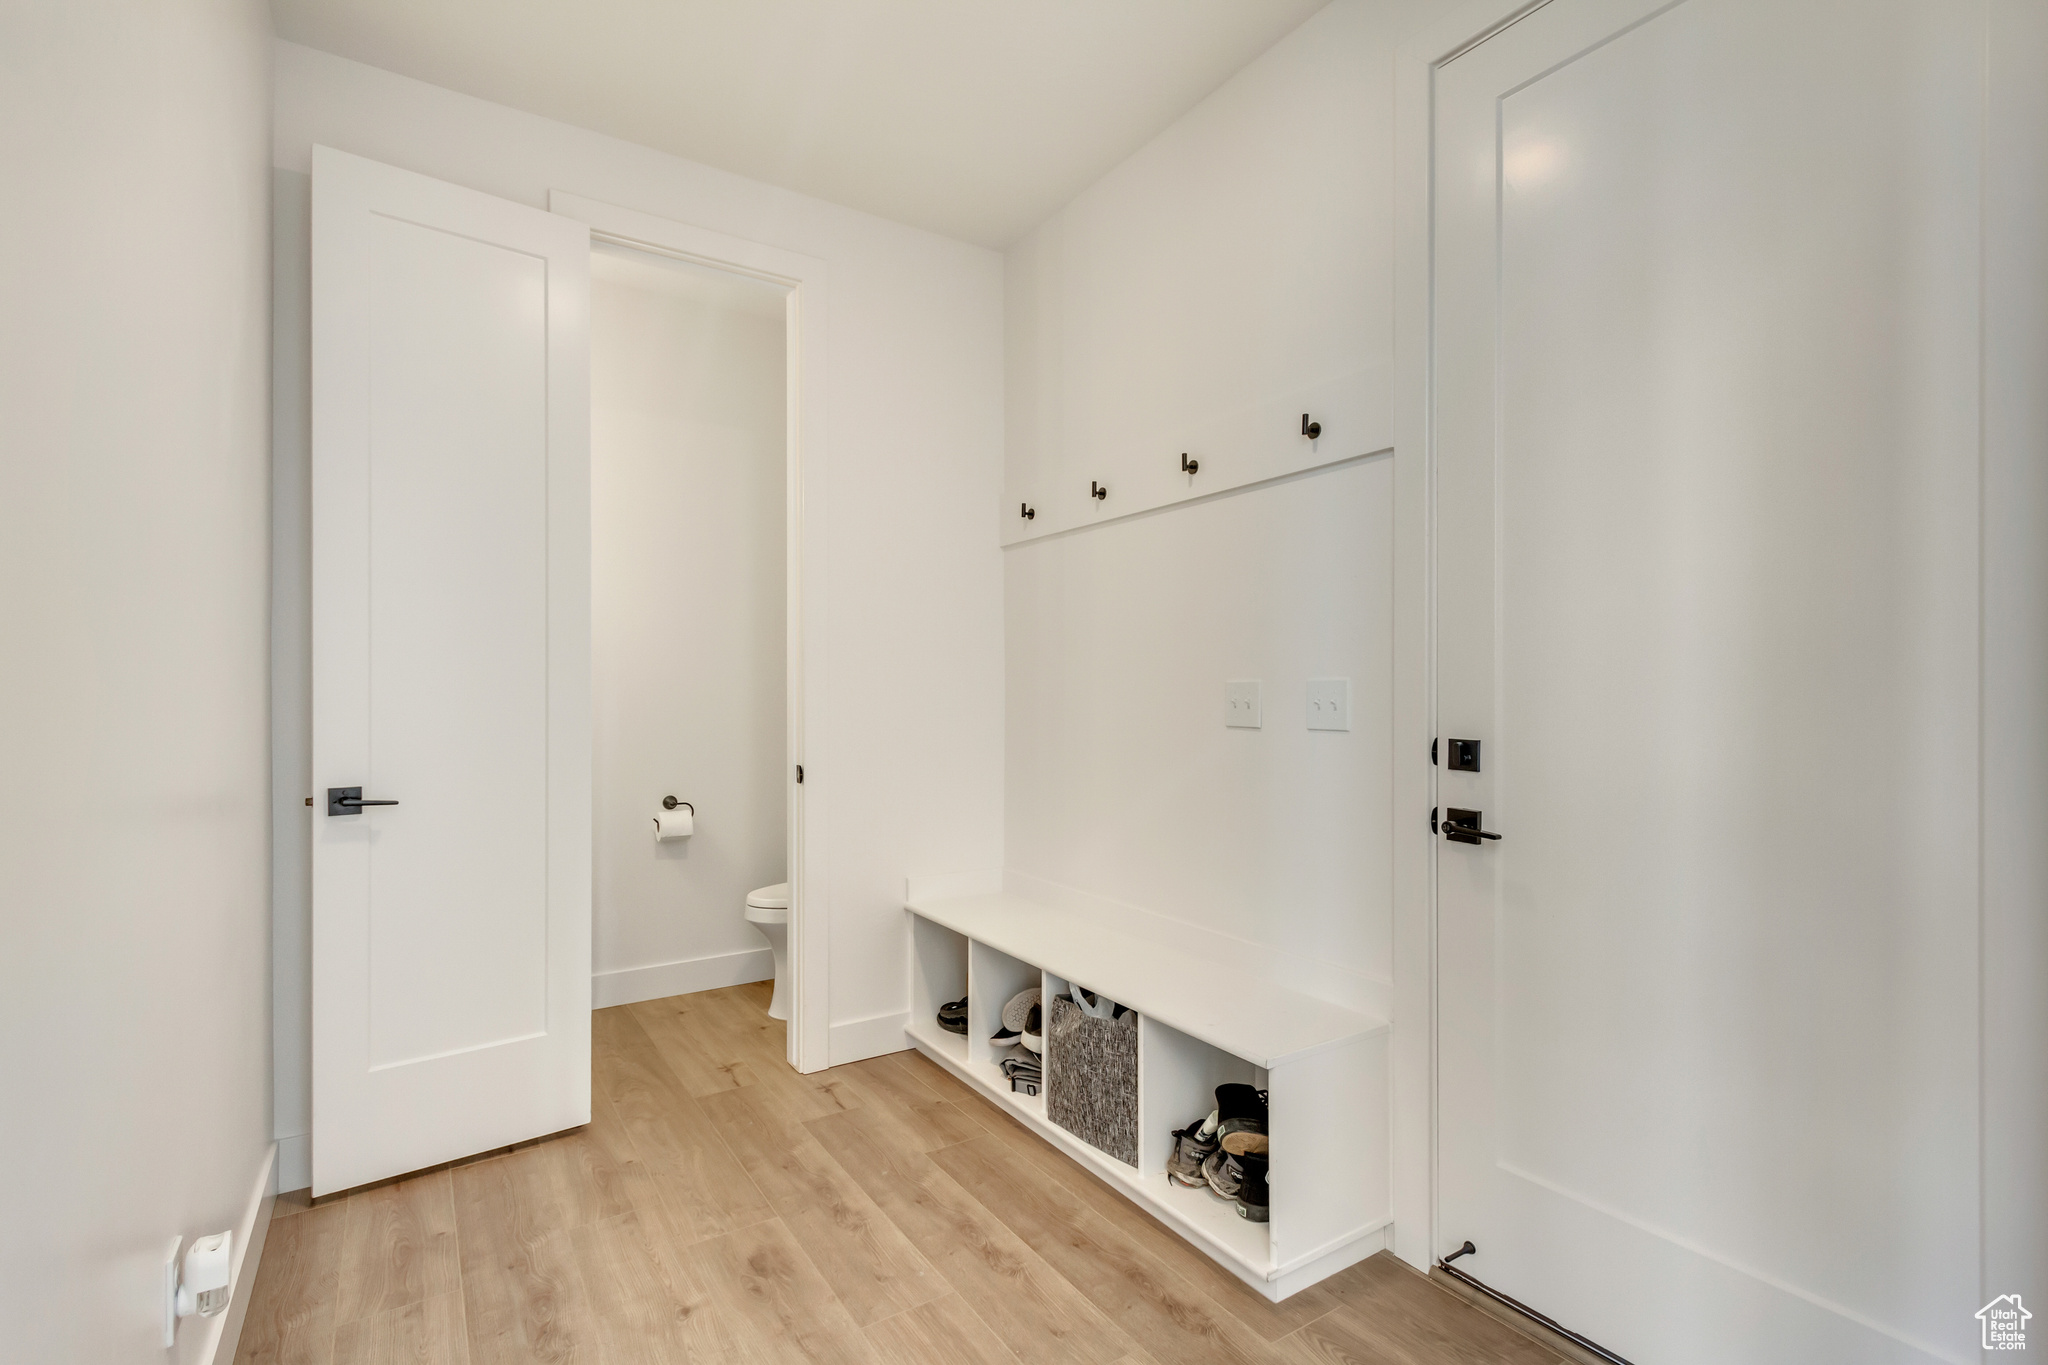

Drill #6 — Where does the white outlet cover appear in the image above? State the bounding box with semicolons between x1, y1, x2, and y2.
1225;679;1262;728
1307;678;1351;731
164;1235;182;1347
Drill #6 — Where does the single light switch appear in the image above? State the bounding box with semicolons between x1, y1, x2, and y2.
1225;679;1262;728
1307;678;1351;731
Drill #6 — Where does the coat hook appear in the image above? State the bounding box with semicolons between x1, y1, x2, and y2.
1181;453;1199;476
1090;480;1108;501
1020;502;1035;520
1301;413;1321;440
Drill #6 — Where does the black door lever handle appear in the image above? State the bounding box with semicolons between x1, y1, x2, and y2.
328;786;400;816
1443;808;1501;844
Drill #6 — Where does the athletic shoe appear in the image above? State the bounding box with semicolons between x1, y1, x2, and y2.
1166;1111;1219;1188
1200;1149;1271;1222
991;988;1043;1053
1233;1153;1270;1223
1215;1083;1269;1156
1201;1148;1245;1200
937;997;968;1035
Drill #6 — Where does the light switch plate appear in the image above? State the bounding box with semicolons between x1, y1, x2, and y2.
1225;679;1262;728
1307;678;1351;730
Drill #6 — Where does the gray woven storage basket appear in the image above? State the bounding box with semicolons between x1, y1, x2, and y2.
1046;993;1139;1167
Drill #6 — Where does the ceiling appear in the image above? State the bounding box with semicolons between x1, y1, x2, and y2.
270;0;1330;248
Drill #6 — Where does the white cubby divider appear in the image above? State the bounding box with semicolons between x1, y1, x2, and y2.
902;878;1391;1301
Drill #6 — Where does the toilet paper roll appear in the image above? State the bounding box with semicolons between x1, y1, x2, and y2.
653;804;692;840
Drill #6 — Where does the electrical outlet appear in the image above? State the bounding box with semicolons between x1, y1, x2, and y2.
164;1236;181;1347
1225;679;1262;728
1307;678;1351;731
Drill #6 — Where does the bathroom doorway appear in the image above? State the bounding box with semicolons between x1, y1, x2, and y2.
560;193;829;1070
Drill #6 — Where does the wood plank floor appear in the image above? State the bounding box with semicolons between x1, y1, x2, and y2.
239;982;1563;1365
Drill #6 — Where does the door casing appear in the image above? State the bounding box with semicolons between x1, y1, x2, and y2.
551;192;832;1074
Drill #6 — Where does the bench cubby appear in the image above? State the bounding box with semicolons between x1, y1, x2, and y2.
902;880;1389;1301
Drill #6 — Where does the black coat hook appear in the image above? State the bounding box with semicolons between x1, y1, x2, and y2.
1181;453;1199;476
1090;480;1108;501
1301;413;1321;440
1020;502;1035;520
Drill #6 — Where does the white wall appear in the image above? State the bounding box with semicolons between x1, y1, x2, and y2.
1002;0;1443;1011
0;3;277;1362
271;38;1006;1167
590;246;787;1005
1984;0;2048;1312
1006;466;1392;1007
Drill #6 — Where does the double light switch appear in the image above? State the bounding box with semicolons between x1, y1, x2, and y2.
1223;678;1350;730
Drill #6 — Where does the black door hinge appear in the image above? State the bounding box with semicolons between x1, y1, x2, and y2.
1431;737;1438;765
1430;806;1439;833
796;764;804;784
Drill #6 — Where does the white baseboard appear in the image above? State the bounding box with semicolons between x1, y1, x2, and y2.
192;1141;276;1365
593;947;773;1008
830;1009;911;1066
276;1132;310;1194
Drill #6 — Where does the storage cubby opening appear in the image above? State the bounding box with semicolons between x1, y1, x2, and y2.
1139;1016;1258;1177
1042;973;1142;1170
969;940;1044;1106
1138;1015;1269;1264
909;916;969;1059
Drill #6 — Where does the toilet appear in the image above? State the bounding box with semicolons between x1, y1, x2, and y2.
744;882;791;1020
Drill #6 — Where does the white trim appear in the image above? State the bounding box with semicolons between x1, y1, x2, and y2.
276;1132;310;1194
592;948;773;1008
904;869;1003;905
547;191;833;1075
1392;0;1558;1275
1000;364;1393;548
188;1142;277;1365
1266;1224;1389;1302
828;1010;912;1067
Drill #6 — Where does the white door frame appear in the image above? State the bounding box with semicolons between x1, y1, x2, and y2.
549;192;831;1074
1390;0;1570;1272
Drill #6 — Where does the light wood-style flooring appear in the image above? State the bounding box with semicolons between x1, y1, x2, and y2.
237;981;1563;1365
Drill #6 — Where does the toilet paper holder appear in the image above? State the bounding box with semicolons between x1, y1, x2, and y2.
662;796;693;814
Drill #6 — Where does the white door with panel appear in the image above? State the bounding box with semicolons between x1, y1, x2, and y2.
311;146;591;1196
1433;3;1981;1362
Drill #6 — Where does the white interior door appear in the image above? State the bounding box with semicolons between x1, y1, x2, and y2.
1433;2;1982;1361
312;146;591;1196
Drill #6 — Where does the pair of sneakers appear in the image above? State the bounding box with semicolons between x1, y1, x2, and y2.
1165;1084;1269;1222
